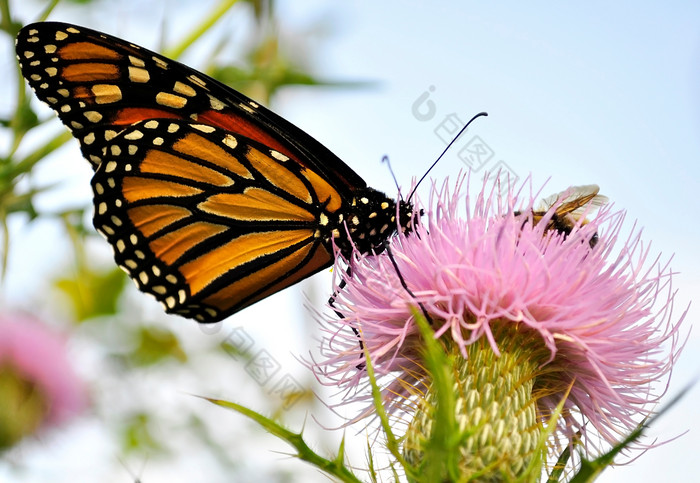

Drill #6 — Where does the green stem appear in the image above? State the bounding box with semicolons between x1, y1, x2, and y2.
164;0;240;60
37;0;60;22
0;0;13;34
208;397;362;483
364;339;411;471
0;209;8;280
9;130;72;177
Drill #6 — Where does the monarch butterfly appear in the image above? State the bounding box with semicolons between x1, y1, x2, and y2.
16;21;416;323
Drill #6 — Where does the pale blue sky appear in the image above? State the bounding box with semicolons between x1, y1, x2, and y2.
2;1;699;481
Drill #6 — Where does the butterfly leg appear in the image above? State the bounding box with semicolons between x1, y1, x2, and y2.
328;267;367;369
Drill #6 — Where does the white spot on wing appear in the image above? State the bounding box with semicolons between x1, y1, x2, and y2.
129;55;145;67
128;66;150;83
208;95;225;110
153;56;168;69
270;150;288;161
192;124;215;133
84;111;103;123
156;92;187;109
92;84;122;104
173;81;196;97
222;134;237;149
165;296;176;309
124;130;143;140
188;75;206;87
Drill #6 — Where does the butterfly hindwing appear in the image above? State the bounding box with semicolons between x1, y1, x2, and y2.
93;118;346;321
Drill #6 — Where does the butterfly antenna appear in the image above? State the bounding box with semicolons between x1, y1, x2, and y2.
408;111;488;201
382;155;402;197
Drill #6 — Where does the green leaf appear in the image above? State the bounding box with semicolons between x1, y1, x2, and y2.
547;432;579;482
127;326;187;367
10;97;40;136
53;265;127;322
569;382;694;483
121;412;163;454
163;0;241;60
362;325;412;476
207;397;363;483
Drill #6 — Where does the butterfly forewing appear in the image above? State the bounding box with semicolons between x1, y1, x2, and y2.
15;21;367;194
17;21;415;322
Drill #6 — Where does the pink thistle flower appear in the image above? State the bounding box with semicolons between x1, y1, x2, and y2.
312;175;686;468
0;314;88;448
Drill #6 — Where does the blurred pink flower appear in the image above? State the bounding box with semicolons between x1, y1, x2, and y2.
312;176;686;450
0;313;87;446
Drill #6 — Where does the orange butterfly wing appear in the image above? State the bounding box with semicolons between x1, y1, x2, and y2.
93;119;339;321
17;22;414;322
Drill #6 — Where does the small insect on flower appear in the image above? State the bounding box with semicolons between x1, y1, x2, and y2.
516;184;608;247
